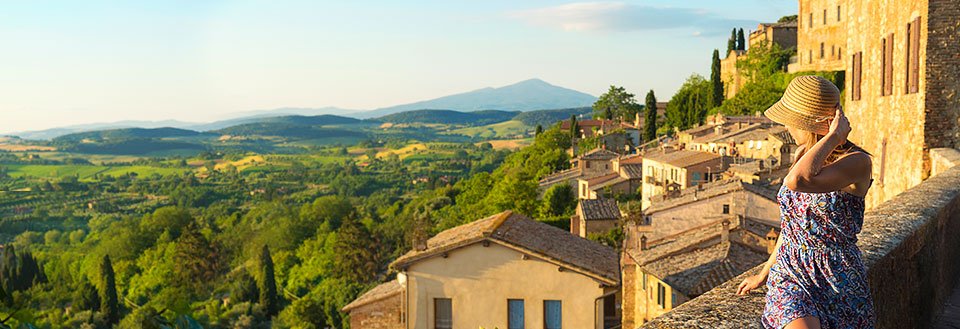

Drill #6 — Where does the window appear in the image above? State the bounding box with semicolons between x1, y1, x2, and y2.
823;9;827;25
906;17;921;94
672;292;678;306
544;300;562;329
837;6;841;21
808;50;812;64
820;42;825;59
808;13;813;28
657;283;666;308
642;272;647;290
508;299;524;329
585;161;591;169
722;204;730;214
831;45;835;58
852;52;863;100
882;34;894;96
692;172;701;182
879;138;888;187
434;298;452;329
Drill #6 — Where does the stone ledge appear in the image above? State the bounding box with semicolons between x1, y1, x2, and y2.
931;148;960;177
642;164;960;329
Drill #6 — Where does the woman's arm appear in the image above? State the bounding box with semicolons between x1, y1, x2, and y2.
784;108;871;193
737;233;783;295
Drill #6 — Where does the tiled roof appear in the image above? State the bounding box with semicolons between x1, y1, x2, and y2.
691;123;765;144
642;149;721;168
585;173;620;185
619;154;644;165
645;178;779;215
390;211;620;284
579;199;622;221
341;279;402;311
716;125;787;144
538;168;582;187
620;164;644;179
580;148;620;160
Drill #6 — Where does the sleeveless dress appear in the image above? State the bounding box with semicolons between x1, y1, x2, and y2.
762;184;875;329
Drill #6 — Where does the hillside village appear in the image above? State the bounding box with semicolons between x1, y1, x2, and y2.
340;0;960;327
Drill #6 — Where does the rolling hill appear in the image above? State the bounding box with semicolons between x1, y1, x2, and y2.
375;109;519;125
355;79;596;118
53;127;210;143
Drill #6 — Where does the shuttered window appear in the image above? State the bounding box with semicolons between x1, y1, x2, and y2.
544;300;562;329
881;34;894;96
852;52;863;101
434;298;452;329
508;299;524;329
906;17;921;94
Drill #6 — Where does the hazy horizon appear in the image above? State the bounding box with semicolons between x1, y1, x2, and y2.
2;0;797;134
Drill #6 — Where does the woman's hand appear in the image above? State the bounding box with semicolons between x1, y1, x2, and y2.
827;105;851;142
736;273;767;295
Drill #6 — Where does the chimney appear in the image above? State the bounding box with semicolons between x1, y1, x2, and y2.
766;229;779;254
639;235;648;251
720;219;730;242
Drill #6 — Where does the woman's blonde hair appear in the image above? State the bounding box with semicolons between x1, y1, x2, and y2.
797;131;871;164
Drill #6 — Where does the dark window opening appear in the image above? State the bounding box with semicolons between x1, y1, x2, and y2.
434;298;453;329
722;204;730;214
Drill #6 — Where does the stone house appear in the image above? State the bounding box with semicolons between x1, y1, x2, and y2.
571;199;622;238
749;21;799;51
620;217;776;327
720;49;748;99
789;0;847;72
343;211;622;329
642;178;782;241
341;280;405;329
640;149;726;209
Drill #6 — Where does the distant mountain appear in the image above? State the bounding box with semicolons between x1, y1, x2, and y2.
11;120;198;140
53;127;209;143
354;79;596;118
375;110;519;126
221;107;360;120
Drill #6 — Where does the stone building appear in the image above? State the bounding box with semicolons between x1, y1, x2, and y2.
720;49;748;99
749;21;799;50
642;178;781;241
640;148;726;209
788;0;847;72
344;211;622;329
341;280;405;329
620;217;775;327
571;198;622;238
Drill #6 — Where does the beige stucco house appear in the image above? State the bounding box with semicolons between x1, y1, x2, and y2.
343;211;622;329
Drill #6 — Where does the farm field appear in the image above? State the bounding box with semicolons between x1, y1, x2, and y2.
448;120;532;139
2;164;187;179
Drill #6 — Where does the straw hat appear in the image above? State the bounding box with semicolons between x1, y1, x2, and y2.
763;75;840;135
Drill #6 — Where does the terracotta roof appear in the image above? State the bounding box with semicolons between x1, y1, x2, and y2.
644;242;767;296
580;148;620;160
642;149;721;168
390;211;620;284
618;154;644;165
716;125;786;144
620;164;644;179
538;168;582;187
584;173;620;186
341;279;402;312
578;199;622;221
645;178;779;215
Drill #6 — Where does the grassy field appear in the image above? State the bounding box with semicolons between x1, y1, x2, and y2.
481;138;534;150
2;164;187;179
214;155;266;171
448;120;531;139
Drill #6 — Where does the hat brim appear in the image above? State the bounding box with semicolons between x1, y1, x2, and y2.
763;100;830;135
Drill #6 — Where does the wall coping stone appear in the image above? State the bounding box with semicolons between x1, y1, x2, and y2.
641;163;960;329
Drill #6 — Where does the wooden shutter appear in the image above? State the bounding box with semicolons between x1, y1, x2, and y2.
881;38;887;96
852;52;862;101
909;17;921;94
882;34;894;96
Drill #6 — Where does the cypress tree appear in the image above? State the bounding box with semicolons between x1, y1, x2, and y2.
99;255;120;325
569;115;579;139
644;90;658;143
737;28;746;50
535;125;543;136
258;245;279;316
711;49;724;107
727;28;737;53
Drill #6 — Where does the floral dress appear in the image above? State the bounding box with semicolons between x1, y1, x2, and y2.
762;184;875;329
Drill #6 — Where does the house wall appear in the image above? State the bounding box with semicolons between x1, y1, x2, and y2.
580;158;614;179
790;0;847;72
622;265;685;325
584;219;620;238
720;50;746;99
646;190;780;239
405;242;612;329
750;25;799;50
348;293;404;329
844;0;929;209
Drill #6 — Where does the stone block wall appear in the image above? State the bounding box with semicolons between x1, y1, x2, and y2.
789;0;847;72
348;293;404;329
640;163;960;329
923;0;960;154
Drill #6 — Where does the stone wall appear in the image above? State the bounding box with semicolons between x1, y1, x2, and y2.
924;0;960;154
640;161;960;329
348;293;404;329
720;50;747;99
789;0;847;72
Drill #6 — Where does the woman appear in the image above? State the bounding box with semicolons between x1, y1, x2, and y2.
735;75;875;329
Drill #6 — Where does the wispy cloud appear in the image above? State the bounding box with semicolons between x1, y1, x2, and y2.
509;2;758;36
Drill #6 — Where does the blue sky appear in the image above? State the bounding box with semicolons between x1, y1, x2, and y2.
1;0;797;133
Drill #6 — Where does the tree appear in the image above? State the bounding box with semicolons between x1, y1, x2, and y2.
727;28;737;53
99;255;120;325
230;270;259;304
711;49;724;108
173;223;223;293
665;74;712;130
333;216;379;284
258;245;279;316
737;28;746;50
592;86;641;122
535;125;544;136
569;115;579;139
539;184;576;218
73;280;100;311
643;90;658;143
